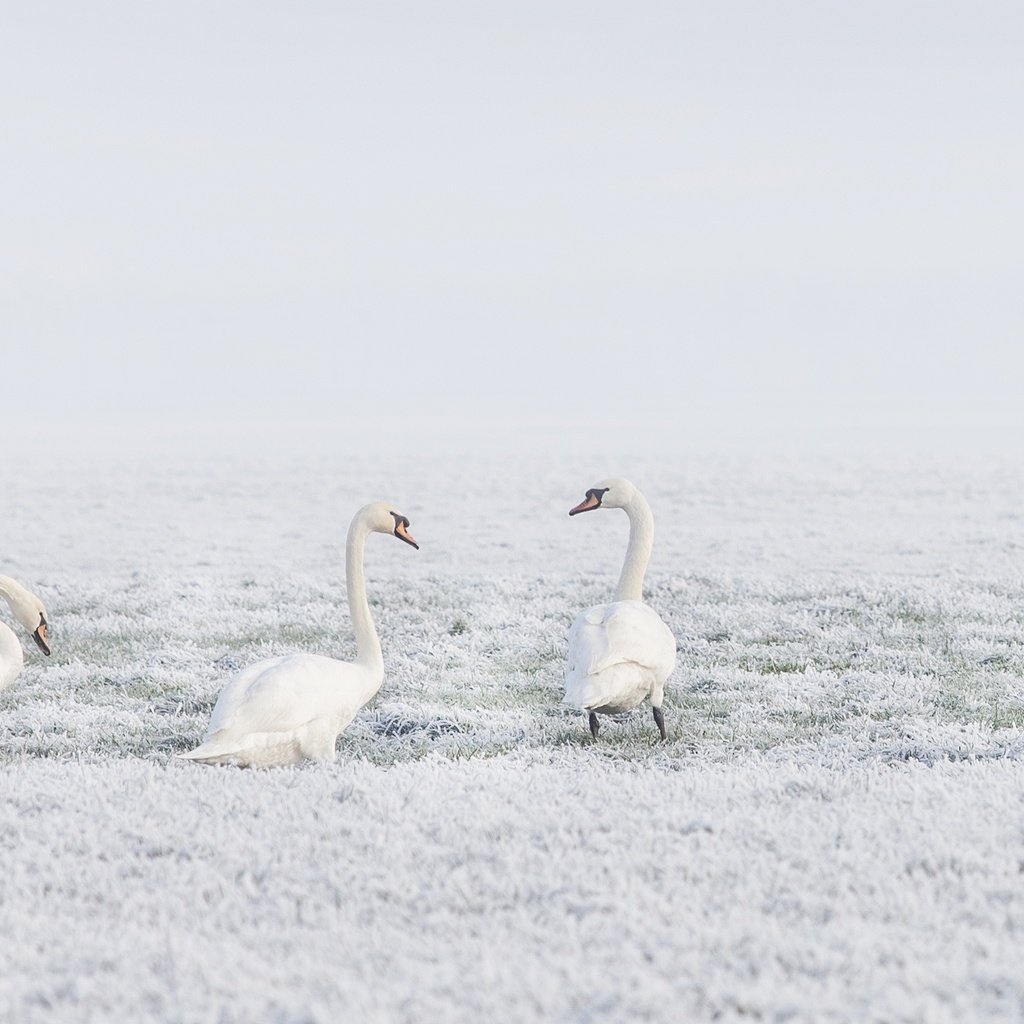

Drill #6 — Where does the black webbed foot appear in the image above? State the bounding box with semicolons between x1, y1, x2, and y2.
588;712;600;740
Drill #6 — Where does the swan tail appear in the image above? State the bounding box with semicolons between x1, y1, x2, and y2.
177;734;251;765
177;730;308;768
177;745;238;765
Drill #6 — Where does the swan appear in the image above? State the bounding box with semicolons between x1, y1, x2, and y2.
179;502;419;767
0;575;51;691
564;479;676;741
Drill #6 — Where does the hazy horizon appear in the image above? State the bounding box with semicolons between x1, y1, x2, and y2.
4;1;1022;456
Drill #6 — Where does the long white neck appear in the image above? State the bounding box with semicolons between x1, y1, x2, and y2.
345;515;383;672
0;576;29;610
615;492;655;602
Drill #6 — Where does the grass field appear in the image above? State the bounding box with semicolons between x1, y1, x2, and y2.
2;445;1023;1022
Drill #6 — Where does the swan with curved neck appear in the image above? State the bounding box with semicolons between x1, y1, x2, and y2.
0;575;51;691
564;478;676;741
180;502;418;767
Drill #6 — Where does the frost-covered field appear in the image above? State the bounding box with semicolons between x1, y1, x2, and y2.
2;445;1024;1022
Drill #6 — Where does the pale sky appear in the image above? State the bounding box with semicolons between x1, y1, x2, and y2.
3;1;1022;454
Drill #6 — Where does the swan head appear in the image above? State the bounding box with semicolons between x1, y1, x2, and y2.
569;477;637;516
8;588;50;656
360;501;420;549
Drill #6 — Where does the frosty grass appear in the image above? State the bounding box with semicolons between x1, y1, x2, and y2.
2;448;1022;1022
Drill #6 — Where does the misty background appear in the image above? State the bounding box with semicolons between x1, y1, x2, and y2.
3;1;1021;457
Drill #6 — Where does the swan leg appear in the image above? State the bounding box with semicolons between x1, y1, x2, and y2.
588;712;600;740
652;705;667;741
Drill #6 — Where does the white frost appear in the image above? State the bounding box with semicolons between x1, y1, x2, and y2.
1;448;1022;1021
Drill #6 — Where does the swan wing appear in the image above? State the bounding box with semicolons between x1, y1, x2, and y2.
208;656;313;733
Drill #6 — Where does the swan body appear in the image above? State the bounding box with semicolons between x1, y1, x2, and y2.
0;623;25;692
566;600;676;714
0;575;51;691
564;479;676;740
180;502;418;767
180;654;380;767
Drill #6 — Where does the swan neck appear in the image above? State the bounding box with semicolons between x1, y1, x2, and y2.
0;576;24;608
615;493;654;602
345;517;382;670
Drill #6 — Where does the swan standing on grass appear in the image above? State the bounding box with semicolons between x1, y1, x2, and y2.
564;479;676;741
0;575;51;691
180;502;419;767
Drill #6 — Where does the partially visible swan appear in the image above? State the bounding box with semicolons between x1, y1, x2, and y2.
564;479;676;741
180;502;419;767
0;575;51;691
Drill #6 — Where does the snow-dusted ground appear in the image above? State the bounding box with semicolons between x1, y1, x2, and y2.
2;445;1023;1022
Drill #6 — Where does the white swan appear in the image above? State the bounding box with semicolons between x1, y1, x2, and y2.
564;479;676;740
180;502;419;767
0;575;51;691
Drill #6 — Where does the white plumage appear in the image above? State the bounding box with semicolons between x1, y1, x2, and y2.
179;501;418;767
180;654;375;768
564;479;676;740
0;575;51;691
565;600;677;714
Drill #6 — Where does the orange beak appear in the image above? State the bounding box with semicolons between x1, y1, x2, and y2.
33;621;51;656
569;494;602;516
395;521;419;549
